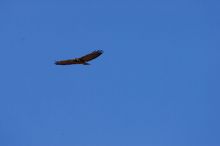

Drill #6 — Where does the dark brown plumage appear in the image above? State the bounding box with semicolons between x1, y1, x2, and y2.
55;50;103;65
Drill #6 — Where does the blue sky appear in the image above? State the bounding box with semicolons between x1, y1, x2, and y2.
0;0;220;145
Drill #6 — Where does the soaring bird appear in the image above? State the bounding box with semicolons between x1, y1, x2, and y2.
55;50;103;65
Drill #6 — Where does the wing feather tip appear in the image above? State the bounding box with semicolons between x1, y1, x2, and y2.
96;50;104;54
55;61;62;65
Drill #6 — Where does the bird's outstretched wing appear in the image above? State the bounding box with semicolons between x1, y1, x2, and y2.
80;50;103;62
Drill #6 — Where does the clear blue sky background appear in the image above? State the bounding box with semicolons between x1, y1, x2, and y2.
0;0;220;146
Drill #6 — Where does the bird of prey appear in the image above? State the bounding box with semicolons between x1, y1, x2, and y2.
55;50;103;65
